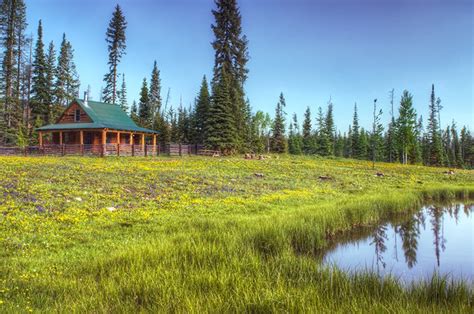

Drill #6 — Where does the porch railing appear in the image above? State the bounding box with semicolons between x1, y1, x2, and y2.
0;143;205;157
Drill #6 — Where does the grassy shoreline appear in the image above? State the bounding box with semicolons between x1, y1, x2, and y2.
0;156;473;312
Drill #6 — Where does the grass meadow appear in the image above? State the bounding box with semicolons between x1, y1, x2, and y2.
1;155;473;312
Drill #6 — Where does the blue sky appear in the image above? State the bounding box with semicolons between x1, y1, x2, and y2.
26;0;473;131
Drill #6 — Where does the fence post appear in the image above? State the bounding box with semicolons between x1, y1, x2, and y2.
132;144;135;157
117;144;120;157
145;144;148;157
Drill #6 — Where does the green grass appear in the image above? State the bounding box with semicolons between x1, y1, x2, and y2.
0;155;473;312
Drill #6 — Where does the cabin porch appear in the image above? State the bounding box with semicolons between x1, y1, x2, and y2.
38;129;158;157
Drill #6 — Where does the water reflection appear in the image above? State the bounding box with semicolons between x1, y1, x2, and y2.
323;203;474;282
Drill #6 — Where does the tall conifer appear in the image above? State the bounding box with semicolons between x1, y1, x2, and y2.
31;20;49;123
102;5;127;104
270;93;287;153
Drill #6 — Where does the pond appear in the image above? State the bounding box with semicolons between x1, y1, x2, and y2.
323;203;473;282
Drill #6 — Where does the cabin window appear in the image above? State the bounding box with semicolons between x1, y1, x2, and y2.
74;109;81;122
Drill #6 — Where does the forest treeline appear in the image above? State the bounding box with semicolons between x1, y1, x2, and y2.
0;0;472;167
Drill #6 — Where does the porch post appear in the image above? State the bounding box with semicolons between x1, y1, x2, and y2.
79;130;84;156
152;134;157;156
38;131;43;148
59;131;64;156
101;129;107;157
117;132;121;157
130;133;134;156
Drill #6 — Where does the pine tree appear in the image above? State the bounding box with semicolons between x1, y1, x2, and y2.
270;93;287;153
138;78;150;127
206;72;236;153
194;76;210;144
102;5;127;104
149;60;161;129
396;90;417;164
211;0;249;151
426;84;444;166
117;73;127;112
351;103;361;158
55;33;79;107
31;20;49;124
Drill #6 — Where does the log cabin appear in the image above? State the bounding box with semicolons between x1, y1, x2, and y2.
36;95;158;156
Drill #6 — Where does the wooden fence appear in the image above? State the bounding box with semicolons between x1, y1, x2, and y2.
0;144;206;157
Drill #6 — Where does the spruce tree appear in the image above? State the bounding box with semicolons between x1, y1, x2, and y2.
138;78;150;127
130;100;138;123
325;99;335;155
117;73;128;111
460;126;470;167
359;128;369;159
211;0;249;151
288;113;302;155
334;132;345;157
45;41;56;123
302;106;314;154
0;0;27;144
194;76;210;144
385;89;397;162
370;99;384;168
316;106;330;156
31;20;49;124
149;60;161;129
396;90;417;164
351;103;361;158
443;126;452;167
102;4;127;104
450;121;463;167
427;84;444;166
55;33;79;107
206;72;236;153
345;125;352;158
252;111;272;153
270;93;287;153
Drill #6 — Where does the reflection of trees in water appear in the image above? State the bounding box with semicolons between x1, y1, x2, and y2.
397;214;421;269
428;205;447;267
325;203;472;271
371;225;388;272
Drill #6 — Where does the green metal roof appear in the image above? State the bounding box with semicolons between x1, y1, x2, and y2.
36;99;158;134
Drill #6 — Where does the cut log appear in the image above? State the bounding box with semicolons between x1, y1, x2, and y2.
318;175;332;181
